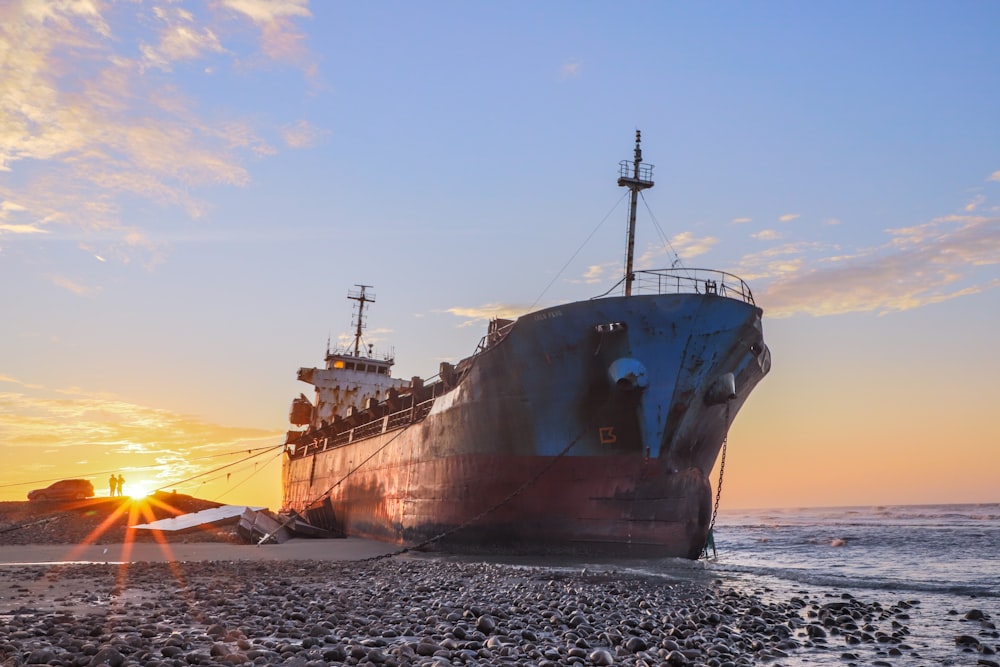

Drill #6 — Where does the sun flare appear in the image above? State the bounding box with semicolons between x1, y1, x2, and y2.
128;483;152;499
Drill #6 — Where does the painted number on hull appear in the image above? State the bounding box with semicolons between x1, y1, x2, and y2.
599;426;617;444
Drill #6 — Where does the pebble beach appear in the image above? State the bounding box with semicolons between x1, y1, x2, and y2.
2;499;997;666
3;553;994;667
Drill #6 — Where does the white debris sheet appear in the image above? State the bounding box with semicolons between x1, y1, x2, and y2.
131;505;264;531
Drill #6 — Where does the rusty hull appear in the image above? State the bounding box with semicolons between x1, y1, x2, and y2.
283;288;770;559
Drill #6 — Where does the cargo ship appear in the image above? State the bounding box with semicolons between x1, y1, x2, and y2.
281;133;771;558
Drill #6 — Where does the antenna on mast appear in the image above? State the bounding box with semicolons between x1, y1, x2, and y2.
347;284;375;357
617;130;655;297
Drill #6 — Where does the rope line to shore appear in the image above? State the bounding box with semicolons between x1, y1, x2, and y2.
360;428;588;561
256;423;418;545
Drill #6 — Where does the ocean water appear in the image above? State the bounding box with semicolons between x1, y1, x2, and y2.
673;504;1000;665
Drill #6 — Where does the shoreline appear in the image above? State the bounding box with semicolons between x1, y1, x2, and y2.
0;537;399;566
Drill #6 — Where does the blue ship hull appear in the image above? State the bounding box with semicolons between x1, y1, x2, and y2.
282;276;770;558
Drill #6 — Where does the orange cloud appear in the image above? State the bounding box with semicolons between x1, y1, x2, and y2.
577;263;616;285
0;381;281;501
667;232;718;260
443;303;530;327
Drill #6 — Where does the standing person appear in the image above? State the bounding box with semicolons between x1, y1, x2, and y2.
116;474;125;497
109;474;117;497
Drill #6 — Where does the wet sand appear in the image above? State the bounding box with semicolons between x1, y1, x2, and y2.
0;537;399;566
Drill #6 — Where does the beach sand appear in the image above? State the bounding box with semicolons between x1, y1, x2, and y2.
0;499;947;666
0;540;928;667
0;537;399;568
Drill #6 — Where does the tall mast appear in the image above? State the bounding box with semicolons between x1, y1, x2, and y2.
617;130;655;297
347;284;374;357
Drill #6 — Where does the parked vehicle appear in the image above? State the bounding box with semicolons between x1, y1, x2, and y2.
27;479;95;501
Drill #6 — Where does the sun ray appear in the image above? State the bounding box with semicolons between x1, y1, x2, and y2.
61;501;133;562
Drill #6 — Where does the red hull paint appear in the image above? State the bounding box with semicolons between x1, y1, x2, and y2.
282;282;770;559
284;445;713;558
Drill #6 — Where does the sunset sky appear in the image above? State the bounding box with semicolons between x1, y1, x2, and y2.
2;2;998;511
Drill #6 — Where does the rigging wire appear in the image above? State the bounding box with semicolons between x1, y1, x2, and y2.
151;444;284;495
526;186;689;312
527;191;628;312
639;190;689;274
180;448;282;494
256;424;416;544
210;448;285;503
375;427;588;558
0;444;285;491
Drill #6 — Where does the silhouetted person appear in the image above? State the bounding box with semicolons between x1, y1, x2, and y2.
109;474;116;497
116;474;125;497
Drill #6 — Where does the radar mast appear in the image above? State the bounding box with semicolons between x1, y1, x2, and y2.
347;284;374;357
617;131;655;296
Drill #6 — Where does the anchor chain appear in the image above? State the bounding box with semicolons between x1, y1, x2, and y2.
709;433;727;534
703;401;730;559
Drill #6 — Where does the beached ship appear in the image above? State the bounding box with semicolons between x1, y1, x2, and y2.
281;133;771;558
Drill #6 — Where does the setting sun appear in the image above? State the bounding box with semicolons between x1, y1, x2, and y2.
127;483;153;499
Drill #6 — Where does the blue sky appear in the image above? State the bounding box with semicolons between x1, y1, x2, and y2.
1;1;998;508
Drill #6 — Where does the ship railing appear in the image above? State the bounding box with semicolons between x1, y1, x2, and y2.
352;418;384;440
594;268;756;305
289;398;437;458
473;319;516;355
385;400;434;430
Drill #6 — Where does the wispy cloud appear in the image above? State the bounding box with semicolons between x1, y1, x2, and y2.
49;275;99;296
576;263;615;285
331;326;394;353
752;229;782;241
0;382;280;496
0;222;48;234
140;6;226;70
667;232;718;260
560;60;582;79
221;0;313;67
989;170;1000;182
732;217;752;224
443;303;529;327
778;213;800;223
965;195;985;212
282;119;329;148
0;1;316;264
748;214;1000;317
